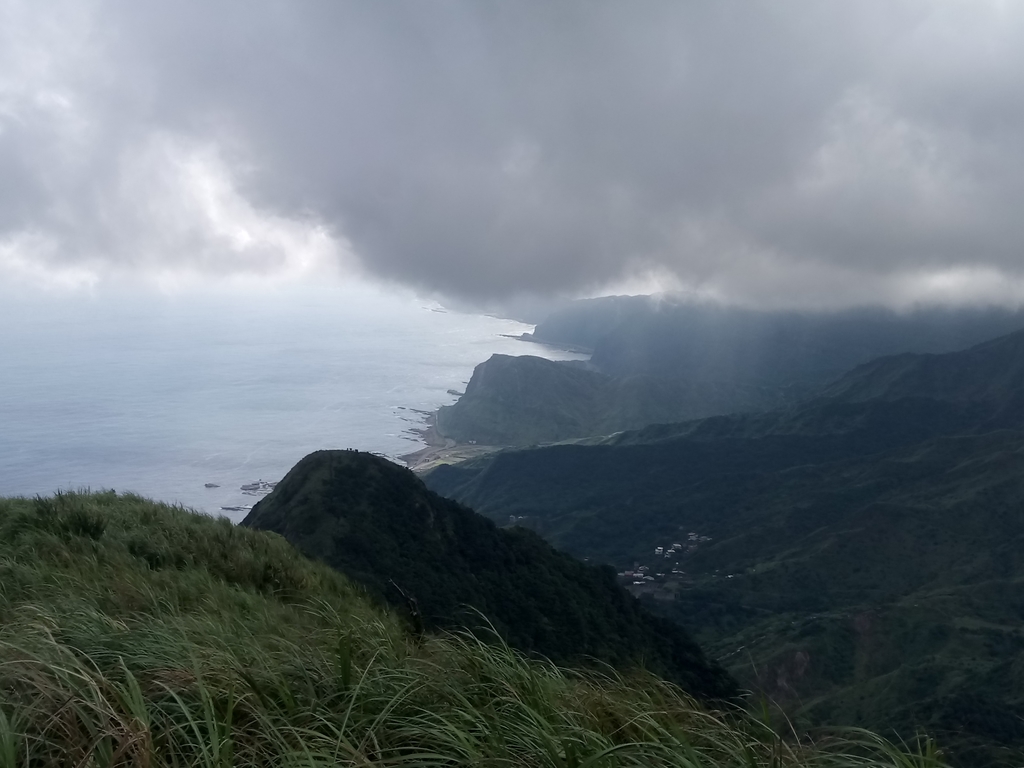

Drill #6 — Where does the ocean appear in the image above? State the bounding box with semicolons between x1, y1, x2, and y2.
0;284;583;521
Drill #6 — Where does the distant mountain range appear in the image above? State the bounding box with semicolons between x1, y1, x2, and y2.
534;295;1024;385
242;449;736;701
425;328;1024;767
437;353;793;446
441;297;1024;446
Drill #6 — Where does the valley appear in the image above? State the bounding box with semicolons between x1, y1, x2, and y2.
419;303;1024;767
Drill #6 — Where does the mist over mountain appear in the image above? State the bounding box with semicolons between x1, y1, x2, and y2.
436;353;793;446
435;298;1024;447
425;328;1024;766
535;296;1024;384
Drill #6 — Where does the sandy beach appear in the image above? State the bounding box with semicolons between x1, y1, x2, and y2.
399;411;502;473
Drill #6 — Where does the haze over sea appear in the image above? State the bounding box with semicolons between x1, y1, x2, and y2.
0;283;582;521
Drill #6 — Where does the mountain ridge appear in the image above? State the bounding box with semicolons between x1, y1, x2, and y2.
243;448;736;700
434;302;1024;450
822;328;1024;405
423;327;1024;766
536;297;1024;386
436;353;793;446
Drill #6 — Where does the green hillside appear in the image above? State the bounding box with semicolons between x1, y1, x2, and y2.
242;449;734;699
436;354;789;446
425;330;1024;767
440;301;1024;448
820;330;1024;406
0;490;947;767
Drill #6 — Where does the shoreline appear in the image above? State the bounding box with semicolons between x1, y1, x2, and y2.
501;332;593;356
398;329;589;474
399;411;502;473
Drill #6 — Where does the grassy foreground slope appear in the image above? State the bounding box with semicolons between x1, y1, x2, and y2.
0;490;948;767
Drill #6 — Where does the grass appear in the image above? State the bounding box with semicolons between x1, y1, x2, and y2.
0;491;949;767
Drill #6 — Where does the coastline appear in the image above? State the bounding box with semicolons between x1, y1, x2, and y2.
399;331;588;474
501;332;593;356
399;410;501;473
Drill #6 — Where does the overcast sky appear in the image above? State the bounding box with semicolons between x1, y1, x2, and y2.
3;0;1024;309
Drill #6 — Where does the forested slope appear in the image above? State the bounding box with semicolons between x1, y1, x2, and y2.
443;298;1024;446
436;353;788;445
426;329;1024;767
243;449;735;699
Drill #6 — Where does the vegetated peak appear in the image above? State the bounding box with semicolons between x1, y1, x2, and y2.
437;353;796;446
243;449;737;700
591;325;1024;449
467;352;597;381
822;327;1024;405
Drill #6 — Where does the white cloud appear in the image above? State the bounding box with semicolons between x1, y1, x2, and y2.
0;230;98;291
103;133;351;288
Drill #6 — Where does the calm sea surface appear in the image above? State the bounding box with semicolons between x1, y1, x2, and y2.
0;285;582;521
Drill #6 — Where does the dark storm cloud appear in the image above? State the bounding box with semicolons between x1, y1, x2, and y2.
3;0;1024;305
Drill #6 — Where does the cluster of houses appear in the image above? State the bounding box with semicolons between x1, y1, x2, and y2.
617;532;714;589
621;564;658;584
655;531;712;558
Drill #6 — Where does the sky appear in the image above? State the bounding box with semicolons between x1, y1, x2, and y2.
3;0;1024;310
